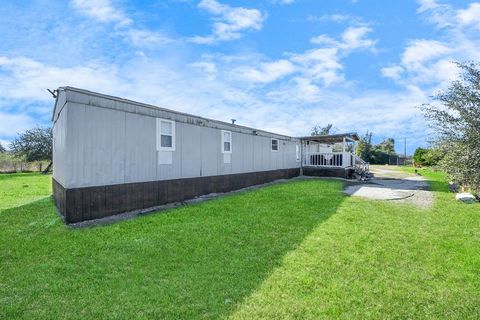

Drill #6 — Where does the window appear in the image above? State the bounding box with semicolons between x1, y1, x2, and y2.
221;130;232;153
296;144;300;162
156;118;175;151
271;138;279;152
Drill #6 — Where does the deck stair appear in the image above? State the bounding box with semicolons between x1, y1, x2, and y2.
353;155;371;181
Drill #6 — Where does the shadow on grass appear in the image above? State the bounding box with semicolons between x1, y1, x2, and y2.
0;179;346;319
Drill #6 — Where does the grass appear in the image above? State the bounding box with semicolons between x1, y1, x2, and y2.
0;173;51;210
1;170;479;319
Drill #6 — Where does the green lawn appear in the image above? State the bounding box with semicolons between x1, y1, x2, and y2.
1;170;479;319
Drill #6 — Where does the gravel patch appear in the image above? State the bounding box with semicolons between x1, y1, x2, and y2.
343;167;434;208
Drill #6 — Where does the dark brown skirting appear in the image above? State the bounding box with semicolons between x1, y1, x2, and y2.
52;168;300;223
302;167;354;179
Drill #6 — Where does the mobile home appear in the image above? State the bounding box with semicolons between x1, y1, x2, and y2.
52;87;367;223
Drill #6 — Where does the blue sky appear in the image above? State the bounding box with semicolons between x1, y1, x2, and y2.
1;0;479;154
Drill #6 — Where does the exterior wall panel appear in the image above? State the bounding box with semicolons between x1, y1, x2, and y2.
125;112;157;183
57;101;300;189
52;96;67;186
200;127;219;177
180;122;202;178
52;87;303;223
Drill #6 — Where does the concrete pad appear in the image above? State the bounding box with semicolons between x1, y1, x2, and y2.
344;185;414;200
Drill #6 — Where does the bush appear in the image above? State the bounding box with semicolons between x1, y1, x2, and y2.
421;62;480;194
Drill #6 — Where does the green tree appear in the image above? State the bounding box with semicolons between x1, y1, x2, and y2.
10;127;53;162
0;142;6;153
413;148;429;166
413;147;443;167
370;138;396;164
423;148;444;166
421;62;480;193
377;138;395;154
311;124;333;136
356;131;373;162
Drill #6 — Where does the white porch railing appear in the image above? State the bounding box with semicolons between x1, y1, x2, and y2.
304;152;369;173
304;152;347;167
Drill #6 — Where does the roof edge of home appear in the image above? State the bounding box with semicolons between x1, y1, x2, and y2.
297;133;360;142
58;86;296;140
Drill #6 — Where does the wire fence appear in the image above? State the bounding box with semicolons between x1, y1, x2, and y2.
0;160;51;173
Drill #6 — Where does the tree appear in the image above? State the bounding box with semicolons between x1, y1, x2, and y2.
377;138;395;154
0;142;5;153
9;127;53;163
413;147;428;166
413;147;443;167
356;134;397;164
421;62;480;193
311;124;333;136
356;131;373;162
370;138;396;164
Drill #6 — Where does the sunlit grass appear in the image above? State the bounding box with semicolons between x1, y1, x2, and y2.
1;170;479;319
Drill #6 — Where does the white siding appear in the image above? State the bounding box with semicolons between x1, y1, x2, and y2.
53;89;301;188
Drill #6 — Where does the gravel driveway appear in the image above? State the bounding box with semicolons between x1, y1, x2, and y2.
343;166;434;208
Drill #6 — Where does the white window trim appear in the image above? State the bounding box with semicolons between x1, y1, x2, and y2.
156;118;176;152
271;138;279;152
296;143;301;162
221;130;232;154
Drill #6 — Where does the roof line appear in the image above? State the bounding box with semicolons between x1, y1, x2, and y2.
59;86;295;139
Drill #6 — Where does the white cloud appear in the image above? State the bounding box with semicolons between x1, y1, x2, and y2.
401;39;451;68
126;29;173;47
310;26;377;51
381;65;404;80
383;1;480;89
416;0;453;28
270;0;295;4
230;24;376;88
417;0;440;12
0;112;37;138
307;14;364;25
189;61;218;80
232;60;296;83
381;41;458;87
340;26;377;51
457;2;480;26
295;26;377;86
0;56;127;102
290;48;344;86
71;0;174;48
191;0;265;44
310;34;339;46
71;0;131;25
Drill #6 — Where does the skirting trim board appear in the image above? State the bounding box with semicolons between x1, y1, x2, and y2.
302;167;354;179
53;168;301;223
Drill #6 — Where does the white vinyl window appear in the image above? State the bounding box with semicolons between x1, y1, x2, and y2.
156;118;175;151
296;143;300;162
221;130;232;153
271;138;279;152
